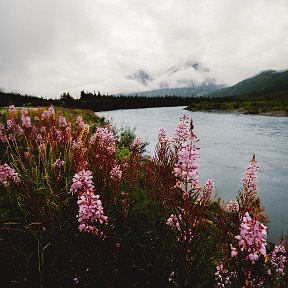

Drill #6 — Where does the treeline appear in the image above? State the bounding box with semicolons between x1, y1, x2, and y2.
0;91;52;107
77;91;193;111
0;90;194;111
187;89;288;115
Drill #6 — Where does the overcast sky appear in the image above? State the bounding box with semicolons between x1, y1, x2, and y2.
0;0;288;98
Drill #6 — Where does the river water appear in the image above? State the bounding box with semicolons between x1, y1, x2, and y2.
97;106;288;242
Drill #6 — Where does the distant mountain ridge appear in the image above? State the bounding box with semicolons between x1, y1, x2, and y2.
127;70;152;86
210;69;288;97
132;80;221;97
127;61;223;97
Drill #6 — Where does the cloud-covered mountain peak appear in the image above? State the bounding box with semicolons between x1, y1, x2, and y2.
126;61;222;96
166;61;210;76
127;69;152;86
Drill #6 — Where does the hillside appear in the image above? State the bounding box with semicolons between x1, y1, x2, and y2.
210;69;288;97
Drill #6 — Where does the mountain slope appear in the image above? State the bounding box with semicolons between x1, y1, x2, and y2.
210;69;288;97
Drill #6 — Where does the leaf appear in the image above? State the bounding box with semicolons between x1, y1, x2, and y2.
25;222;42;228
42;242;51;251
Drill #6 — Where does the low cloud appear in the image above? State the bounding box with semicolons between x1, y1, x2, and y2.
0;0;288;98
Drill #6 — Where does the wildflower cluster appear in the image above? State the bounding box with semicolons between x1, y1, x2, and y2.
173;115;191;143
0;163;20;187
162;115;214;284
110;164;122;180
215;263;235;287
131;136;143;153
158;127;170;144
215;154;288;287
166;214;181;231
232;212;267;262
1;105;74;148
76;116;90;133
269;243;287;276
242;154;259;192
53;159;65;169
41;105;55;120
90;126;116;154
70;169;108;234
224;200;239;213
1;107;287;287
173;143;200;186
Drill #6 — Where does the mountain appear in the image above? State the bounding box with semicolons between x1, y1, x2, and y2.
210;69;288;97
127;69;152;86
165;61;210;75
127;61;223;96
133;80;220;97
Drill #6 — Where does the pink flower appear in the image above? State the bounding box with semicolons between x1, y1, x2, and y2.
76;116;90;133
225;201;239;213
8;105;16;113
0;124;6;142
36;134;43;142
270;243;287;276
24;151;31;159
174;144;199;185
233;212;267;263
74;277;80;284
0;163;21;187
242;155;259;193
203;179;214;194
110;164;122;180
168;271;175;282
173;115;190;143
70;170;108;234
231;247;238;257
131;137;143;153
77;192;108;231
21;109;31;129
53;159;65;169
58;116;68;128
166;214;181;231
72;140;84;151
41;106;55;120
90;127;116;154
158;127;170;144
215;263;235;287
7;119;16;130
70;169;94;195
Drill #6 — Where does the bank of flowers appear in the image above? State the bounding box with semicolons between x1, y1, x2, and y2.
0;106;287;287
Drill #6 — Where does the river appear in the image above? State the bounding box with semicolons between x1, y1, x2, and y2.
97;106;288;242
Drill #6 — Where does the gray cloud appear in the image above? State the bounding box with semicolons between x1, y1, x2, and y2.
0;0;288;98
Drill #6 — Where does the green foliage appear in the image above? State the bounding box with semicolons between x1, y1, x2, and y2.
187;90;288;115
115;146;130;161
114;125;149;154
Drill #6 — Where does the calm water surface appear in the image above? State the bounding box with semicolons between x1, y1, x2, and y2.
98;106;288;242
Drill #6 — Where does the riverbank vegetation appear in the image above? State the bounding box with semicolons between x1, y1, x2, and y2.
2;87;288;116
186;90;288;116
0;106;287;287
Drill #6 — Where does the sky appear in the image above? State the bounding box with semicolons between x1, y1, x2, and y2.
0;0;288;99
